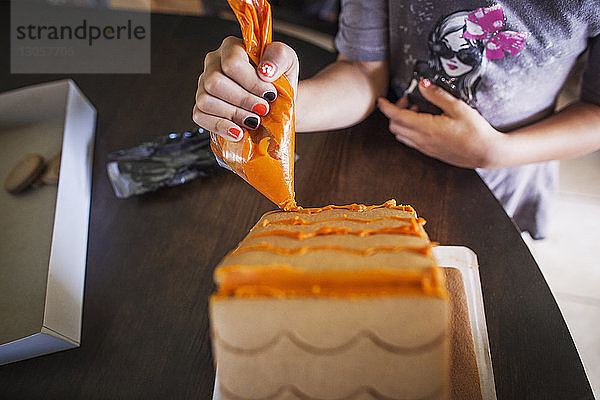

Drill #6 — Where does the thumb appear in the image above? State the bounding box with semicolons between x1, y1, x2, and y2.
418;78;465;117
257;42;299;90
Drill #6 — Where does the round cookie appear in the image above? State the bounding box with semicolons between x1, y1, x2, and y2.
41;153;61;185
4;153;46;194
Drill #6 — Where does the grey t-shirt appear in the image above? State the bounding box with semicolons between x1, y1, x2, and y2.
335;0;600;239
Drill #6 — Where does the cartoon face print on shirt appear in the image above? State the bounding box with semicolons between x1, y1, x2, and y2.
434;28;483;77
405;10;486;114
405;4;528;115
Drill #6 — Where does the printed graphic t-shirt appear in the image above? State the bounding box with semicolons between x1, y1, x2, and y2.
334;0;600;238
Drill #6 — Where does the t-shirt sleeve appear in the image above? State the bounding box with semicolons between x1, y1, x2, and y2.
580;34;600;105
334;0;388;61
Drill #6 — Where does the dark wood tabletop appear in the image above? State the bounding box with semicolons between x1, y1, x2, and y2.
0;4;593;399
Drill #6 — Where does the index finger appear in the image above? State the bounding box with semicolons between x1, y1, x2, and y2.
220;37;276;101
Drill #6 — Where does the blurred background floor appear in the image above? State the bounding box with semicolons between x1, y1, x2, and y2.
524;151;600;398
522;62;600;398
82;0;600;396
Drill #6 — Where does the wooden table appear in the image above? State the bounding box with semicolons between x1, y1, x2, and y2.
0;5;593;399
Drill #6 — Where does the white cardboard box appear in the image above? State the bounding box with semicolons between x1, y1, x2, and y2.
0;80;96;365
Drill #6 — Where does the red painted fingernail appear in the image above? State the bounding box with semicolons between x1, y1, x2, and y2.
258;62;276;78
421;78;431;88
252;103;268;116
227;127;242;140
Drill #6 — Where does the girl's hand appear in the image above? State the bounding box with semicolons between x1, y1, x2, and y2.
192;36;299;142
377;79;505;168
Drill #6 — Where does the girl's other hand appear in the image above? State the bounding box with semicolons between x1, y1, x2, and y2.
378;79;505;168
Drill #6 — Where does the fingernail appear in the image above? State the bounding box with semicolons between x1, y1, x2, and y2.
252;103;268;116
227;127;242;140
258;62;276;78
263;91;276;102
421;78;431;88
244;116;259;129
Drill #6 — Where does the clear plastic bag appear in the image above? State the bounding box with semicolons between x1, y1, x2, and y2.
107;128;221;198
210;0;296;210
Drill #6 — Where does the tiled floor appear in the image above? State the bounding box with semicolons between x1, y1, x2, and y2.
525;150;600;398
107;1;600;396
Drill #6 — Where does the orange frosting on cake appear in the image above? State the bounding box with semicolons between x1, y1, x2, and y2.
255;215;425;228
212;200;447;300
229;243;432;257
214;265;446;298
286;200;415;213
247;224;424;240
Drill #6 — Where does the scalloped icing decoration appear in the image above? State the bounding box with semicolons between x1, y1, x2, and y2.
215;335;447;400
210;297;447;349
219;382;445;400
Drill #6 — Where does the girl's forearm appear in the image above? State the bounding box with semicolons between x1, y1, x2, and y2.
487;101;600;168
295;57;388;132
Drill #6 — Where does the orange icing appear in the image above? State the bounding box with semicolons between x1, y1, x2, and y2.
229;242;432;257
212;0;296;210
247;225;424;240
286;200;415;214
256;215;425;228
214;200;446;299
213;265;447;298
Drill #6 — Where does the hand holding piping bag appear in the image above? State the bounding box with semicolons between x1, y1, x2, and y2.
207;0;297;210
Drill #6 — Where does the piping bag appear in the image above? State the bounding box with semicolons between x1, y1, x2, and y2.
210;0;296;210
